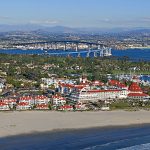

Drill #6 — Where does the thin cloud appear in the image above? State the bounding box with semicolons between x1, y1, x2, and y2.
98;18;112;23
29;19;61;25
139;17;150;23
0;16;10;20
97;17;150;27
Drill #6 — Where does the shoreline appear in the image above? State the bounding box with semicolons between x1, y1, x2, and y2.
0;47;150;50
1;110;150;138
116;48;150;50
2;123;150;140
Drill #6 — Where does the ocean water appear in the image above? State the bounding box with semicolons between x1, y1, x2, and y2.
119;143;150;150
112;49;150;61
1;124;150;150
0;48;150;61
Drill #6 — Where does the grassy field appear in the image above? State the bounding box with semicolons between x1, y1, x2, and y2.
112;70;150;75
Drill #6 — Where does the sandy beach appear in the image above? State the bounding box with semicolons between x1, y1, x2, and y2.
0;110;150;138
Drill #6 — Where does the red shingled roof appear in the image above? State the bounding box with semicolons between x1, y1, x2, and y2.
52;95;66;100
74;85;86;89
128;82;143;92
108;80;127;88
18;102;29;106
36;104;49;108
60;105;73;109
34;95;47;100
128;93;149;97
0;102;8;106
109;80;120;85
19;96;34;100
1;99;16;103
59;83;74;88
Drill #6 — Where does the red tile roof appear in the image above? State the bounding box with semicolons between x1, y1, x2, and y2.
118;83;127;88
128;93;149;97
19;96;34;100
128;82;143;92
34;95;47;100
1;99;16;103
60;105;73;109
109;80;120;85
59;83;74;88
79;82;89;86
36;104;49;108
18;102;29;106
108;80;127;88
0;102;8;106
52;95;66;100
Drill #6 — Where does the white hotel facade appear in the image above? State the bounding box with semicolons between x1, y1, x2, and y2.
69;87;129;102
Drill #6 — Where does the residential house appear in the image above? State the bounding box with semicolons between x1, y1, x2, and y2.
16;102;31;110
75;102;87;111
58;105;73;111
0;102;9;110
35;104;49;110
52;95;66;106
34;95;50;105
19;96;34;106
1;98;17;109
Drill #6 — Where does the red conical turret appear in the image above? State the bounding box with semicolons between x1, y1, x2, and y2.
128;82;142;93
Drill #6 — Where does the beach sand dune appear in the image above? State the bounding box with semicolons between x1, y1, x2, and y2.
0;110;150;137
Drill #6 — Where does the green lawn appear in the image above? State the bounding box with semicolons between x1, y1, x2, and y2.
112;70;150;75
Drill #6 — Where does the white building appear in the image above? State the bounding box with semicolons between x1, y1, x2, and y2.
127;81;150;101
0;83;5;92
52;95;66;106
19;96;34;105
0;102;10;110
16;102;31;110
1;98;17;109
41;78;57;89
69;87;128;103
34;95;50;105
41;78;76;90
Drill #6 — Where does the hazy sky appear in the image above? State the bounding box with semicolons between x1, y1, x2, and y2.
0;0;150;28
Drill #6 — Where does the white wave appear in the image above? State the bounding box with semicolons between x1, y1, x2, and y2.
117;143;150;150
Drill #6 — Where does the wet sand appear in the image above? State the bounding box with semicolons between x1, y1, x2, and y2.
1;110;150;137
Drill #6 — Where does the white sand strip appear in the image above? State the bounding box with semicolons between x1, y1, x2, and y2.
0;110;150;137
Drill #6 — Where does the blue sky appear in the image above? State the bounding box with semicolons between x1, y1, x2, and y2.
0;0;150;28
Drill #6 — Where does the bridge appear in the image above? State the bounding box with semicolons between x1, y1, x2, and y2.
44;49;112;57
13;40;112;57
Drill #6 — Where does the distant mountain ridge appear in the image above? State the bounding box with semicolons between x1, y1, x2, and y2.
0;24;150;34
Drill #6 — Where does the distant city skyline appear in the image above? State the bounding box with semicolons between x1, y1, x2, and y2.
0;0;150;28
